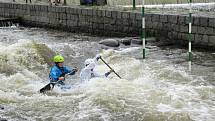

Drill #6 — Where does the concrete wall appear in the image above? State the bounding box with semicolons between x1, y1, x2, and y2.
0;2;142;36
146;13;215;49
0;2;215;49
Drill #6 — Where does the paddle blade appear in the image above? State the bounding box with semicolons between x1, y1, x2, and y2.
39;83;54;93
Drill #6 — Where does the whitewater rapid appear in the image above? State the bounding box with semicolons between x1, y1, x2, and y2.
0;26;215;121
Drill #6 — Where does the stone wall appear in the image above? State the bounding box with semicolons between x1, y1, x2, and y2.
0;2;214;49
146;13;215;49
0;2;142;36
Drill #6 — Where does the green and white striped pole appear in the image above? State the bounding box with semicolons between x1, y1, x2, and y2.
133;0;136;10
142;0;145;59
63;0;67;5
188;0;192;71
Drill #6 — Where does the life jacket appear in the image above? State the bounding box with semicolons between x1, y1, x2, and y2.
58;66;65;79
49;65;66;81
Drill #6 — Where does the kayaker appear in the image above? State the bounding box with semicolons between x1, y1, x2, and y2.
80;55;113;82
49;55;78;89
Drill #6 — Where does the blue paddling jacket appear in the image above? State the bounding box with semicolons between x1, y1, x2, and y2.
49;65;76;85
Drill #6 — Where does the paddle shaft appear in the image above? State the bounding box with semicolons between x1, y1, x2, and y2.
39;70;76;93
100;57;121;79
50;71;73;85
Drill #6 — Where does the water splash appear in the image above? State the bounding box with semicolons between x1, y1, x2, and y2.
0;27;214;121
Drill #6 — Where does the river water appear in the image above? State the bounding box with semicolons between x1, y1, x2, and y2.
0;26;215;121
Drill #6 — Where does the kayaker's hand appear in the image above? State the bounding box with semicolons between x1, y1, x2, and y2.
105;70;113;77
58;77;65;81
96;54;101;61
74;67;78;72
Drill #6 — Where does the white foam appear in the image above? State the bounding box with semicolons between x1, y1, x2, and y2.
157;103;174;112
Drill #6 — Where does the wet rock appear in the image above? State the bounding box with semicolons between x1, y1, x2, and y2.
0;105;4;110
99;39;120;47
120;38;131;45
131;38;142;45
131;38;152;45
155;37;174;46
146;37;157;42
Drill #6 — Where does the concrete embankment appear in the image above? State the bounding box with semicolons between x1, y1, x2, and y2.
0;2;215;49
0;17;19;26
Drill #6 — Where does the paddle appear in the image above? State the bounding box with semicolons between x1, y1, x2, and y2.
39;80;62;94
39;71;76;94
100;57;122;79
